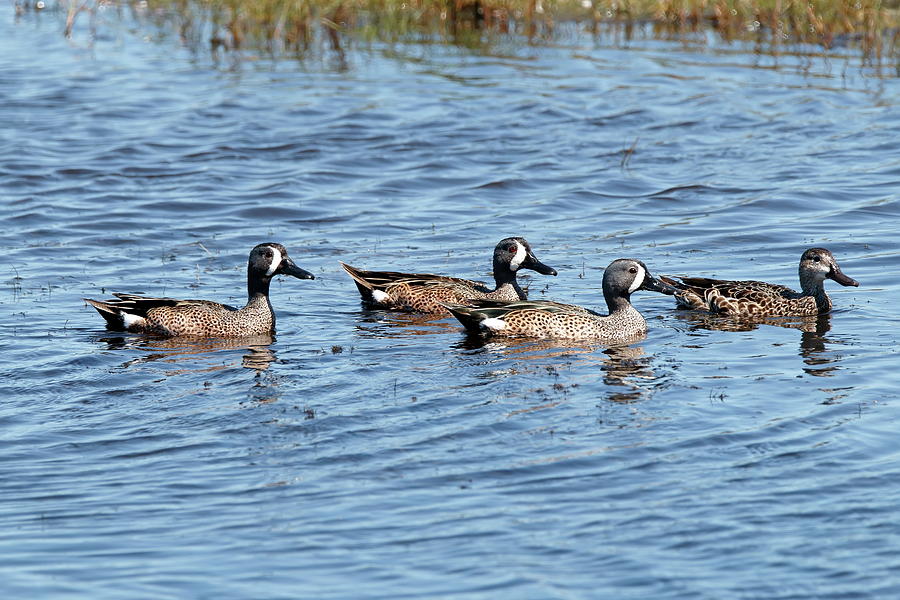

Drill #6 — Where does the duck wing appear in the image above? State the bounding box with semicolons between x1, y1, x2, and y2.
112;293;239;313
662;275;797;310
340;262;484;295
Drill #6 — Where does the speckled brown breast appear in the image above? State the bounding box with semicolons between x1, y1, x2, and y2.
144;299;274;337
492;306;647;341
706;286;822;317
669;277;827;317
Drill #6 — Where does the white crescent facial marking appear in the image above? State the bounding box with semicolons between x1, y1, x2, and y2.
265;246;283;277
509;242;527;271
481;317;507;331
627;264;646;294
372;290;391;303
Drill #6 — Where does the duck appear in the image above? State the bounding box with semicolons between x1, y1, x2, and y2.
339;237;557;314
84;242;315;337
444;258;676;341
660;247;859;317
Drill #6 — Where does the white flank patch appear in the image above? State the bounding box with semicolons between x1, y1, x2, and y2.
372;290;391;303
265;246;283;277
627;264;646;294
481;317;507;331
509;242;527;271
121;312;145;329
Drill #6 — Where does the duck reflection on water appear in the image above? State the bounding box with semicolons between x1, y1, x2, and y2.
797;314;841;377
95;334;278;373
455;334;656;403
349;309;461;339
601;345;655;403
671;311;840;377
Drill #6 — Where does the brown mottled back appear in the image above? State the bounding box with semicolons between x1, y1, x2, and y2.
84;242;315;337
140;296;275;336
661;248;858;318
339;237;557;315
382;279;521;314
446;258;675;341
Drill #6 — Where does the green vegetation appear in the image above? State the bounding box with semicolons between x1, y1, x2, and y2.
36;0;900;59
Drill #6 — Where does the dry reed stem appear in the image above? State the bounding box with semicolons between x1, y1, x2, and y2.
45;0;900;59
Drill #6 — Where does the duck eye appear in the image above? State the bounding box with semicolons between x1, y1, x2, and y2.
812;255;820;262
507;245;517;253
629;267;637;274
264;250;273;259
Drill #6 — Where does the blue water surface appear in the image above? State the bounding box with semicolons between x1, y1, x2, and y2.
2;7;900;599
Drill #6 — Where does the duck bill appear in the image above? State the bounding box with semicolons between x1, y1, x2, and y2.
828;265;858;287
522;253;557;276
640;273;678;295
280;259;316;280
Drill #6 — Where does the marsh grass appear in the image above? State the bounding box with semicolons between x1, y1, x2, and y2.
27;0;900;61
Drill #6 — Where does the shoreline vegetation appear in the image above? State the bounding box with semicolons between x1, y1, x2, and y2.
23;0;900;62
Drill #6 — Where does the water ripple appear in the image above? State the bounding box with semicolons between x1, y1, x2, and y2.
1;9;900;600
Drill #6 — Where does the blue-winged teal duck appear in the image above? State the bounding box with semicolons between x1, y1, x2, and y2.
445;258;676;341
84;242;315;337
661;247;859;317
340;237;557;314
